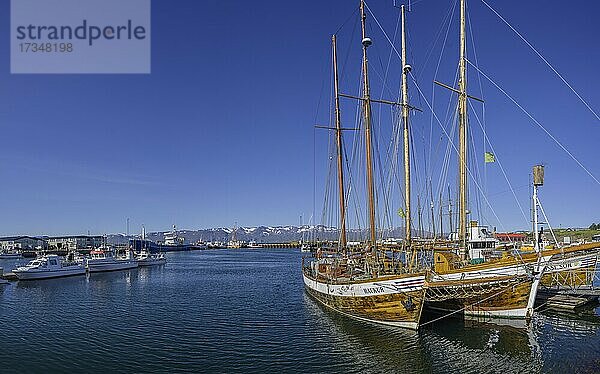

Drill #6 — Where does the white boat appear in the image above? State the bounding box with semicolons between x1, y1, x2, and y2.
164;225;184;246
195;241;208;250
247;241;261;249
136;250;166;266
300;243;312;253
86;249;138;273
13;254;86;280
0;250;22;259
0;267;8;285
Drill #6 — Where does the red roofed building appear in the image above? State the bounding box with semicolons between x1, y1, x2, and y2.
494;233;527;242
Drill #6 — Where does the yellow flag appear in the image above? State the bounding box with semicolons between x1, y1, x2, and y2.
484;152;496;163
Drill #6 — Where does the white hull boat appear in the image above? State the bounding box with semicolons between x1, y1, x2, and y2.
86;249;138;273
13;255;85;280
136;251;166;267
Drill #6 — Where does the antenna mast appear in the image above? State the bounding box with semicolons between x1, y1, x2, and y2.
532;165;544;255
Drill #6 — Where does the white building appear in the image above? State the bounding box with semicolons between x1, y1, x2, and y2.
0;236;46;250
47;236;103;251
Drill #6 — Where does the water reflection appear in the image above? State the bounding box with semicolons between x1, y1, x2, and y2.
304;290;600;373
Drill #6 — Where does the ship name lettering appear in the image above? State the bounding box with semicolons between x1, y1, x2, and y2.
363;286;384;295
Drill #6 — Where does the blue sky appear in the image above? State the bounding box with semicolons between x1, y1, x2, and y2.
0;0;598;236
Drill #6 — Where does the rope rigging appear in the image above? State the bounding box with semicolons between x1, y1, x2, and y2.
480;0;600;122
467;60;600;188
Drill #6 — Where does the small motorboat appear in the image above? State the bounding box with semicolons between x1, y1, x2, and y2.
136;250;166;267
86;248;138;273
13;255;86;280
0;268;8;285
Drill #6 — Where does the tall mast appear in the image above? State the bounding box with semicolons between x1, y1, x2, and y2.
360;0;377;250
429;180;436;239
458;0;468;252
401;4;411;244
448;184;453;234
439;191;443;237
332;35;347;249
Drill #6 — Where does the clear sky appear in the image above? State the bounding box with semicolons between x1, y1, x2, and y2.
0;0;598;236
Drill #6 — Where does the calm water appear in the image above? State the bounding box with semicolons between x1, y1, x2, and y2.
1;249;599;373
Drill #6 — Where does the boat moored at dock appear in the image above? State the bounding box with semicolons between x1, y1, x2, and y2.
303;1;427;330
13;254;86;280
136;250;166;266
303;255;426;329
86;249;138;273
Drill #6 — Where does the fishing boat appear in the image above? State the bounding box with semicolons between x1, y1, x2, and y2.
13;254;85;280
207;241;226;249
86;248;138;273
303;1;427;330
136;250;166;266
227;224;246;248
247;241;262;249
136;225;167;266
195;240;208;250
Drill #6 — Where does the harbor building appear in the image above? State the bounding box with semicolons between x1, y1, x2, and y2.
0;236;46;250
47;236;103;251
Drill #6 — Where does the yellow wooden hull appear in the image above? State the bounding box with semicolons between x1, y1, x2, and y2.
426;275;535;318
303;271;426;330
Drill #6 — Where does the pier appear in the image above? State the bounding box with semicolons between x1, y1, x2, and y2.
537;288;600;311
258;242;299;248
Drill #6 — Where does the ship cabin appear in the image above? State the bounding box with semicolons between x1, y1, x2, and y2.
467;222;498;263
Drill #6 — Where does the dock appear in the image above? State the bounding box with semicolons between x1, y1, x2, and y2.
259;242;299;248
537;288;600;311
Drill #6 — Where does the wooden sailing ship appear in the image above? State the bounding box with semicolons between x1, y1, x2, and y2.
421;0;546;319
424;0;600;319
304;0;600;328
302;0;426;330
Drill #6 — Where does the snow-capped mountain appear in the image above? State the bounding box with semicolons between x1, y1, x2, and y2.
107;225;420;245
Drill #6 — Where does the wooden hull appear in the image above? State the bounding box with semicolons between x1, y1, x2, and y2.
426;276;536;319
303;272;426;330
541;251;599;289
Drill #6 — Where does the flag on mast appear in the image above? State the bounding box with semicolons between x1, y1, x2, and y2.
484;152;496;163
397;208;406;218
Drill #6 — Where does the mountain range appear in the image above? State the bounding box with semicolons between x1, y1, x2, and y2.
106;225;420;245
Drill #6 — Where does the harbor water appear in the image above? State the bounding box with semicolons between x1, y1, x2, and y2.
0;249;599;373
